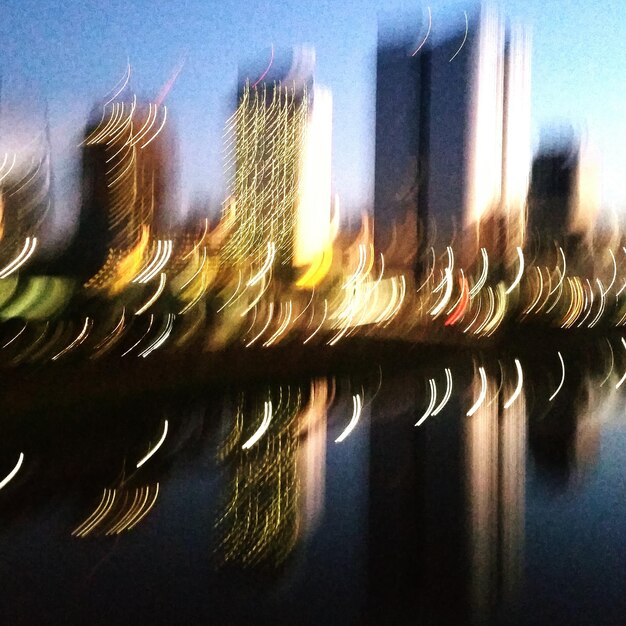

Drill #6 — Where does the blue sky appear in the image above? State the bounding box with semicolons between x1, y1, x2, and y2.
0;0;624;245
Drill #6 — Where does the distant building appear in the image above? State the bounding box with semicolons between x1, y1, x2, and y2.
374;7;531;275
527;130;599;259
222;47;332;274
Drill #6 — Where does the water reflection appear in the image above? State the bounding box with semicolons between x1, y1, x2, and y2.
0;339;625;623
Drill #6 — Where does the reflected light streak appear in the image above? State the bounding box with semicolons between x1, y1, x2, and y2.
503;359;523;409
415;379;437;426
241;400;273;449
136;420;169;468
335;393;363;442
549;352;565;401
432;368;453;416
467;366;487;416
0;452;24;491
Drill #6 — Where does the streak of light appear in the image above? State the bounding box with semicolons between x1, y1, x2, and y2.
0;452;24;491
247;242;276;287
503;359;523;409
474;286;495;335
263;301;293;347
430;268;453;316
252;44;275;88
217;270;243;312
104;63;131;106
600;339;614;387
505;247;524;294
549;352;565;401
463;293;483;333
140;106;168;149
139;313;175;357
136;420;169;468
126;484;160;530
179;247;207;291
129;103;158;147
545;270;564;314
242;400;273;449
588;279;606;328
135;273;166;315
432;368;453;416
469;248;489;298
415;379;437;426
524;267;544;314
335;394;363;442
0;154;16;183
548;246;566;295
0;237;37;279
415;247;435;294
2;323;27;349
72;489;116;537
411;6;432;56
606;250;617;295
303;299;328;344
467;367;487;416
121;314;154;357
576;279;594;327
246;303;274;347
445;274;470;326
51;317;92;361
449;11;468;61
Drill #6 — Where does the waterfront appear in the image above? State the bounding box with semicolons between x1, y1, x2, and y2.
1;340;625;624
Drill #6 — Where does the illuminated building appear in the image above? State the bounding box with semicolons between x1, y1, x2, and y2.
374;7;531;274
57;85;175;288
222;47;333;274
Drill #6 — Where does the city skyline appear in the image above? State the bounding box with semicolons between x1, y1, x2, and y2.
0;0;625;254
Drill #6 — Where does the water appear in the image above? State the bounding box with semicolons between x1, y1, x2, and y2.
1;339;625;625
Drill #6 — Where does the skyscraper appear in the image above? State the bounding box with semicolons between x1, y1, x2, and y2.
374;7;531;275
222;47;332;275
57;85;174;290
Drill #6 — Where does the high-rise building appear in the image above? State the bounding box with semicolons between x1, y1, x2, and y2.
527;129;599;259
374;7;531;275
222;47;332;275
57;89;174;289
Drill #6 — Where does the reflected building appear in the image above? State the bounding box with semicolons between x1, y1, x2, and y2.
222;47;333;276
374;7;531;275
368;362;527;623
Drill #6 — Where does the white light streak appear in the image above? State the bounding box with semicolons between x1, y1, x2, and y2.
0;452;24;491
242;400;273;449
432;369;453;416
335;394;363;442
505;247;524;294
449;11;468;62
415;379;437;426
549;352;565;401
503;359;523;409
136;420;169;468
467;367;487;416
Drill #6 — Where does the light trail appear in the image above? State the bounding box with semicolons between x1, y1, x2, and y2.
503;359;523;409
505;247;524;294
467;366;487;416
242;400;273;449
335;394;363;442
549;352;565;401
415;379;437;426
0;453;24;491
136;420;169;469
432;369;453;416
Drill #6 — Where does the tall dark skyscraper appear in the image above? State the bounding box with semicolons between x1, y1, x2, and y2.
374;7;531;275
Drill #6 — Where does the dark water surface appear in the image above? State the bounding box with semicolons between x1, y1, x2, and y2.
1;341;625;625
